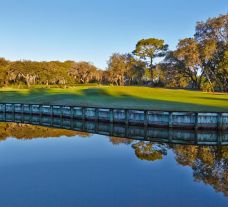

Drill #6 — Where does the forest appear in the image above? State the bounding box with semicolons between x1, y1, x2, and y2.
0;14;227;92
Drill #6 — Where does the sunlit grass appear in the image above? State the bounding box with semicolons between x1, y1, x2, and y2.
0;86;227;112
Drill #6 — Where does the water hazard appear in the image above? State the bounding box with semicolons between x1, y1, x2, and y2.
0;114;227;207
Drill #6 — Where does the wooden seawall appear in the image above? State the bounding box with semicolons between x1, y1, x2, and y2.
0;103;228;130
0;113;227;146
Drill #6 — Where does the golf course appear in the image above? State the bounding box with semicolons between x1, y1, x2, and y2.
0;86;227;112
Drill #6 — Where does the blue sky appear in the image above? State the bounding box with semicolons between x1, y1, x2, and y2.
0;0;227;69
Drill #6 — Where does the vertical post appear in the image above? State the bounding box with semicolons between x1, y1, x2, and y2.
39;105;42;124
49;105;53;126
110;109;114;123
60;106;63;118
217;113;223;130
169;112;173;128
51;105;53;118
217;130;223;145
4;104;6;120
59;106;62;127
143;110;148;140
70;115;74;130
82;119;85;131
19;104;21;114
22;104;24;114
80;107;85;120
194;112;198;130
29;104;32;122
110;122;113;136
12;104;15;115
144;110;148;126
39;105;42;118
12;104;15;122
125;123;129;138
50;106;53;127
125;109;129;125
144;125;148;141
95;113;98;132
194;130;198;145
168;128;173;143
21;104;24;123
95;108;98;122
71;106;74;119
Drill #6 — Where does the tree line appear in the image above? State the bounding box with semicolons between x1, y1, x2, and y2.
0;14;227;91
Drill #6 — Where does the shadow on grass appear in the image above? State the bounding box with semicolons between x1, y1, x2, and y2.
193;96;228;102
0;87;228;112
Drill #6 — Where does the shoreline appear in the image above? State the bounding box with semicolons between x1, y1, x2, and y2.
1;103;228;130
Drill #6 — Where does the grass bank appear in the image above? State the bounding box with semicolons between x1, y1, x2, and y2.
0;86;227;112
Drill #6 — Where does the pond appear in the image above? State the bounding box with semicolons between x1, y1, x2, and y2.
0;115;227;207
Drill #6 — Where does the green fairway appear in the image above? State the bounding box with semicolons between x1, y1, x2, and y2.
0;86;227;112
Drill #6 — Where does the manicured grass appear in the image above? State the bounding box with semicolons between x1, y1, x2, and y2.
0;86;228;112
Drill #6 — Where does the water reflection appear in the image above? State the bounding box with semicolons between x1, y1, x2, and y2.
132;142;167;161
0;122;90;141
173;144;228;197
132;142;228;197
0;114;227;206
1;113;228;145
109;135;228;197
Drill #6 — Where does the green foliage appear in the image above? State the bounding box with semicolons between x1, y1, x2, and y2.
133;38;168;65
0;13;227;91
143;68;152;81
0;59;101;87
107;53;146;85
163;13;228;91
133;38;168;85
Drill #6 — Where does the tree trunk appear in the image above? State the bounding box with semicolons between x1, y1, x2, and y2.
150;57;154;83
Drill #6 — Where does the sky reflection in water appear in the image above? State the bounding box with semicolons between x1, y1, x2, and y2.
0;122;227;207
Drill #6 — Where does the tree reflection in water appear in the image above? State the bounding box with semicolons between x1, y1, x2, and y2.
0;122;90;141
130;141;228;197
0;122;227;197
109;137;133;145
173;144;228;197
132;142;167;161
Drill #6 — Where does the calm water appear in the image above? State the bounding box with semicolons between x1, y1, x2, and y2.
0;121;227;207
